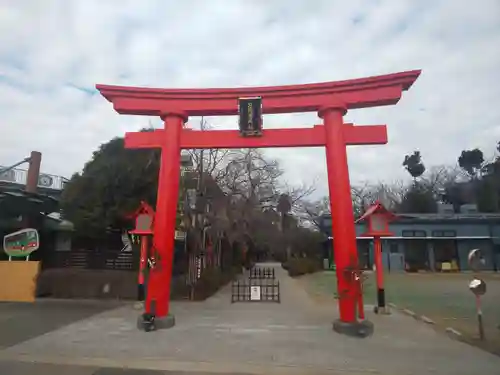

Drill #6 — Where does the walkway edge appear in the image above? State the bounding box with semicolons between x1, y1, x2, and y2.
0;352;384;375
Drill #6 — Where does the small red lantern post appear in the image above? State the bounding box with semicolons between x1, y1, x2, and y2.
356;201;397;314
127;201;156;302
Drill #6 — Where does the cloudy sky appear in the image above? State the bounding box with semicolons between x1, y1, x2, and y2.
1;0;499;198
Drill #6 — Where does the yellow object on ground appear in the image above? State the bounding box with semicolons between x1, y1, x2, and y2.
0;261;40;302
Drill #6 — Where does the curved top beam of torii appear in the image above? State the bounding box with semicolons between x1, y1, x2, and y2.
96;70;421;117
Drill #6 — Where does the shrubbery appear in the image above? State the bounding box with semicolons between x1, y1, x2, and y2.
36;266;241;301
191;266;240;300
36;269;138;299
282;257;322;277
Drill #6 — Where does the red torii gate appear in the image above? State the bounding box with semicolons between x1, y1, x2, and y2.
96;70;420;335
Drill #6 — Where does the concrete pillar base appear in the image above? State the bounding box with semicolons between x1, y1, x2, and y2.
374;306;391;315
333;319;374;338
137;313;175;332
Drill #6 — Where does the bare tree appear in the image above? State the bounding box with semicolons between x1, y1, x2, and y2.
296;196;330;230
351;181;406;215
420;165;462;197
186;118;234;185
219;149;283;204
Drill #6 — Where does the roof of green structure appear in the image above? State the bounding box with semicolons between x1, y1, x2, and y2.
0;187;59;220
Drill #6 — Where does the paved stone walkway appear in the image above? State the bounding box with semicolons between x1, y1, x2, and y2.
1;264;500;374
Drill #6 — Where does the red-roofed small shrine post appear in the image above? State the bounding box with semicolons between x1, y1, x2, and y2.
356;201;398;315
127;201;156;303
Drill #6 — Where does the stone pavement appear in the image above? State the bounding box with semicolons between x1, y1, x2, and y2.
1;264;500;374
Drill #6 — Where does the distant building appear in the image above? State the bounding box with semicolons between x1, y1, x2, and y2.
319;205;500;272
0;166;67;197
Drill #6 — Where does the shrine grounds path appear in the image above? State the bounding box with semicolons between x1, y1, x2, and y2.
1;264;500;374
298;270;500;355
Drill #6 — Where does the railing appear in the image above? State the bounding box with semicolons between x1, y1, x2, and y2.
43;249;140;271
249;267;275;280
0;167;68;190
231;279;281;303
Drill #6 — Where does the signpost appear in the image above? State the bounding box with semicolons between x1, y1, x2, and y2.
468;248;487;340
250;285;261;301
3;228;40;260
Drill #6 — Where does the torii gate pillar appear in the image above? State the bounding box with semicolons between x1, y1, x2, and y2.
321;104;362;327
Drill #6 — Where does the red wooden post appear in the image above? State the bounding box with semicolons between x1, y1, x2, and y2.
321;104;359;325
138;235;148;300
357;276;365;320
145;112;185;321
373;236;384;307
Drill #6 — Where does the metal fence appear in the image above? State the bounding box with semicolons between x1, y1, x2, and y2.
249;267;275;279
43;250;139;271
231;278;280;303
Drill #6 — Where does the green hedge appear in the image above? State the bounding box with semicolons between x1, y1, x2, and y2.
36;269;139;299
283;258;322;277
36;267;237;301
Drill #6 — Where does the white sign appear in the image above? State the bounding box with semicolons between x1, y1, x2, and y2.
250;286;261;301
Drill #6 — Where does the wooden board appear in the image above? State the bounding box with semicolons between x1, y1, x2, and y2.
0;261;40;302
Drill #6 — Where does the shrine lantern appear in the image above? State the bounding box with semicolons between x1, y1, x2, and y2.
128;201;156;236
356;201;396;238
355;201;397;315
126;201;156;303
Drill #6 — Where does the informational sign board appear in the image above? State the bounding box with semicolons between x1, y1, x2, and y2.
250;286;261;301
238;97;262;136
3;228;40;257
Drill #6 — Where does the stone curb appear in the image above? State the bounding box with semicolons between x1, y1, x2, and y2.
389;303;465;342
445;327;462;337
388;303;435;324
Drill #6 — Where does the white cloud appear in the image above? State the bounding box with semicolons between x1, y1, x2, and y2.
0;0;499;199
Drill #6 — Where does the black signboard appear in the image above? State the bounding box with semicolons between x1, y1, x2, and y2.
238;97;262;136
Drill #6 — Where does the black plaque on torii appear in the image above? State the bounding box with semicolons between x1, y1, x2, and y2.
238;97;263;137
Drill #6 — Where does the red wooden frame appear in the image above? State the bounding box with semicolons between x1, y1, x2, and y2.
97;69;420;328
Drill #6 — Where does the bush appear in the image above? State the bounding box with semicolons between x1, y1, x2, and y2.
285;258;322;277
36;269;138;299
191;266;238;300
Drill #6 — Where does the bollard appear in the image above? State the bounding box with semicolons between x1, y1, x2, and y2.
468;248;487;340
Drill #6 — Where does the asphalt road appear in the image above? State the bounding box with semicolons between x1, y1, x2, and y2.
0;299;124;349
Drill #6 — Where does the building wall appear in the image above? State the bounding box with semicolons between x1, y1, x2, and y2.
355;237;498;272
322;216;500;272
356;222;494;238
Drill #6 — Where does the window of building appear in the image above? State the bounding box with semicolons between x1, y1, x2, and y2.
432;230;457;237
402;230;427;237
390;243;399;253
